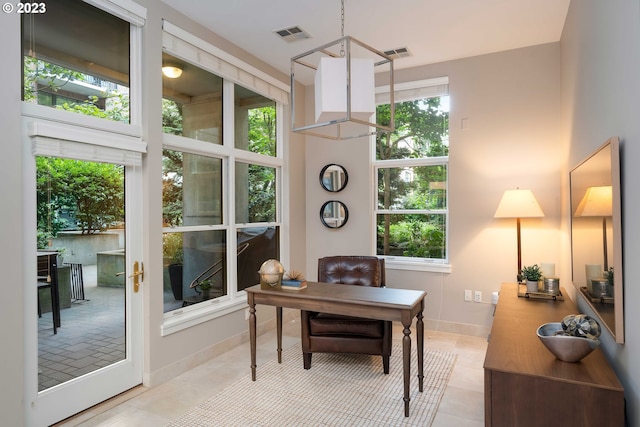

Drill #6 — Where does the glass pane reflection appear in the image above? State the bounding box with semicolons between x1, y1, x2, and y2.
162;52;223;143
163;150;223;227
163;230;227;312
236;227;279;292
22;0;131;123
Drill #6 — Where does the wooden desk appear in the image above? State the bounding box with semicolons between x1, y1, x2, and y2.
246;282;426;417
484;283;624;426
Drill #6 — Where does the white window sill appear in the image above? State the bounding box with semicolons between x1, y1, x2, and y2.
161;297;247;336
383;258;452;274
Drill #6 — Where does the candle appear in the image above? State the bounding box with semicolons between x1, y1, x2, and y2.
540;262;555;278
585;264;603;294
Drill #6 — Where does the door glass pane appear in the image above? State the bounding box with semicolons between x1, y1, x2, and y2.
235;162;276;223
22;0;130;123
234;85;276;156
163;230;227;312
36;157;125;391
162;53;223;143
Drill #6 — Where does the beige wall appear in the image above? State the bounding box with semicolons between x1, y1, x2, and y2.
286;81;308;277
304;43;564;335
304;134;374;277
561;1;640;425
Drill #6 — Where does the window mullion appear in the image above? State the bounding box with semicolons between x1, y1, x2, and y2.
129;22;142;126
376;209;447;215
225;81;238;299
374;157;448;168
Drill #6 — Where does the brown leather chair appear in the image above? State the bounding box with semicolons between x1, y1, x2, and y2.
301;256;392;374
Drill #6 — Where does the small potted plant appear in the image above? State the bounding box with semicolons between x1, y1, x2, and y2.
605;267;614;297
521;264;542;293
56;247;67;265
164;234;184;300
198;279;213;300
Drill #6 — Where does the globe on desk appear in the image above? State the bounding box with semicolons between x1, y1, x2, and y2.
259;259;284;289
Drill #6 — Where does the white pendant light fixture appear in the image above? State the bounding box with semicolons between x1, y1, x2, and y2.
291;0;394;140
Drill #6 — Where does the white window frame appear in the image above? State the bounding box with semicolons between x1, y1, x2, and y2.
160;24;288;335
22;0;145;137
373;78;451;273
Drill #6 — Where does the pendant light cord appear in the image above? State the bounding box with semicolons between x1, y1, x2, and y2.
341;0;345;37
340;0;345;57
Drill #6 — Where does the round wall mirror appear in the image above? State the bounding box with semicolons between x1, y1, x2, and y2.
320;164;348;192
320;201;349;229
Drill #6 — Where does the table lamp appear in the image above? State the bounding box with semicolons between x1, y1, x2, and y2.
574;185;612;271
494;188;544;282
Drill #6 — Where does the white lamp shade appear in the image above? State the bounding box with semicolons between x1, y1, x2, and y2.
494;189;544;218
314;57;375;123
574;186;612;217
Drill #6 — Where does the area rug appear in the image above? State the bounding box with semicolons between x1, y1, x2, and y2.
167;344;456;427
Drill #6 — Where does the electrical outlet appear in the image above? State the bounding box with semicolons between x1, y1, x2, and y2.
245;308;250;320
464;290;472;301
474;291;482;303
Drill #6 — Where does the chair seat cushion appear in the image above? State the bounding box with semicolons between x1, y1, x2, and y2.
309;313;384;338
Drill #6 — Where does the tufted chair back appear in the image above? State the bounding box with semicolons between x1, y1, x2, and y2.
317;256;385;287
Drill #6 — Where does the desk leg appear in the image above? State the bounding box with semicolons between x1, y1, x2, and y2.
249;296;257;381
417;308;424;392
402;321;412;417
276;306;282;363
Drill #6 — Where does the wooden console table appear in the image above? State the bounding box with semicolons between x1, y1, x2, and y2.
484;283;624;426
246;282;426;417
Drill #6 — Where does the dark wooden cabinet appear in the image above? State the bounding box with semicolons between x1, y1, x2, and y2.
484;283;624;426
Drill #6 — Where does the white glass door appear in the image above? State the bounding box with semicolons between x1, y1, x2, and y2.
25;153;143;426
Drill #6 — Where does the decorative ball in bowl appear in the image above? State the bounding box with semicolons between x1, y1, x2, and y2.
537;321;600;362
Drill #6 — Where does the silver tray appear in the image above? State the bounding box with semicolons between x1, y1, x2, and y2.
579;286;614;304
518;283;564;301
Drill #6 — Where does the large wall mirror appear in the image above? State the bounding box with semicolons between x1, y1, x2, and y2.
570;136;624;343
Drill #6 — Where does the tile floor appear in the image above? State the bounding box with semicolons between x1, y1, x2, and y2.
38;266;126;391
37;264;227;391
55;320;488;426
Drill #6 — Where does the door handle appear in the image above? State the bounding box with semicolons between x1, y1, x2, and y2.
128;261;144;293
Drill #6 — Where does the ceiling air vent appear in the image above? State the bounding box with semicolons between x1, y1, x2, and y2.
274;26;311;42
383;47;412;59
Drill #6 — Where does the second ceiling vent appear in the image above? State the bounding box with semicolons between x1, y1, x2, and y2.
274;26;311;42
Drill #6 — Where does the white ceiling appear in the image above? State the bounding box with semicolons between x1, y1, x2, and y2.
160;0;570;82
